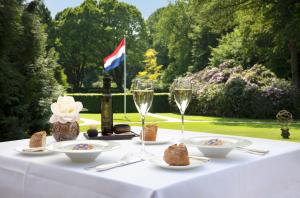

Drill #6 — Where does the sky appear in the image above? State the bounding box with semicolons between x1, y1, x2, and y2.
44;0;171;19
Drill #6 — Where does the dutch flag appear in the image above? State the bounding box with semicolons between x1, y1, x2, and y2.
103;39;125;72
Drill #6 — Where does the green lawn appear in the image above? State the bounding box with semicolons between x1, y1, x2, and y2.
160;113;292;123
80;113;164;132
80;113;300;142
157;122;300;142
80;113;164;122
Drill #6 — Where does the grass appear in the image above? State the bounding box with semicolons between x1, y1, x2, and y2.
80;113;164;122
157;122;300;142
80;113;300;142
80;113;164;132
161;113;277;123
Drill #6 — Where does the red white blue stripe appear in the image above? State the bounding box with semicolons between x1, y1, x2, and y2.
103;39;125;72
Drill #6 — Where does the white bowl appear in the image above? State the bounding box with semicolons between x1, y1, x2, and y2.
48;140;120;163
184;136;252;158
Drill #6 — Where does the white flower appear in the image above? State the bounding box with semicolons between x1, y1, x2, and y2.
49;96;83;124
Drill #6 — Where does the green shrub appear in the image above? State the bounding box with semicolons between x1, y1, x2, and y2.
170;62;300;119
67;93;170;113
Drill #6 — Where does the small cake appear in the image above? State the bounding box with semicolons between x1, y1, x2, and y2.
29;131;47;148
164;143;190;166
140;124;158;141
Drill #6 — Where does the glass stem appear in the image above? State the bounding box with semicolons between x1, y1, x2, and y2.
141;115;145;154
181;113;184;141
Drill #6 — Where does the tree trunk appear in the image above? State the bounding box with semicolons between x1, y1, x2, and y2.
288;40;300;90
73;65;81;92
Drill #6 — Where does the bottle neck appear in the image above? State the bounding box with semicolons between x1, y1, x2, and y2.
103;74;111;94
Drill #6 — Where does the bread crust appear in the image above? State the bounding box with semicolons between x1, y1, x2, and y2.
29;131;47;148
164;143;190;166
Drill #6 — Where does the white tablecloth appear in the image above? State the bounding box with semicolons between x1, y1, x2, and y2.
0;127;300;198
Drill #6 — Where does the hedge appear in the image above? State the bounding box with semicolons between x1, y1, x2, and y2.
67;93;171;113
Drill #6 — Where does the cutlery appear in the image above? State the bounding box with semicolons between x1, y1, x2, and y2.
86;154;143;171
189;155;210;162
236;147;269;155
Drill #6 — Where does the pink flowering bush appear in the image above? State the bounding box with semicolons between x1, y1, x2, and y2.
170;61;300;118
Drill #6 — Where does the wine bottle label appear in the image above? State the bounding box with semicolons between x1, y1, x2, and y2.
101;95;113;134
101;74;113;135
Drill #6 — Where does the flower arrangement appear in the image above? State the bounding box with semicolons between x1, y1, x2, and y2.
50;96;83;141
276;110;293;139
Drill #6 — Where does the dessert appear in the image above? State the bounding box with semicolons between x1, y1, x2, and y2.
72;144;94;150
29;131;47;148
164;143;190;166
140;124;158;141
204;139;224;146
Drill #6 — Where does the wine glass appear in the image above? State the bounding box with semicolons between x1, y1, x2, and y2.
132;79;154;157
172;79;192;141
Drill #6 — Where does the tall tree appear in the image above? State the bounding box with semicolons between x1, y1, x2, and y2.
53;0;147;91
53;0;104;91
99;0;147;91
147;7;170;69
192;0;300;89
153;1;193;83
137;48;163;80
0;0;62;141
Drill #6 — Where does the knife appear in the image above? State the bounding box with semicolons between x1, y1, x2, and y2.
86;158;144;172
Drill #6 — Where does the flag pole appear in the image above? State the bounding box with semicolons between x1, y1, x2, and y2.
124;35;128;120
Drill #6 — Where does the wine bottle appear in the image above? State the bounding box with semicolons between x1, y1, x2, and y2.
101;73;113;135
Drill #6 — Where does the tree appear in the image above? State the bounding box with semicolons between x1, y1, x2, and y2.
52;0;147;91
0;0;26;140
138;49;163;80
53;0;104;91
0;0;62;141
152;1;193;84
99;0;147;91
147;7;170;69
147;1;219;84
191;0;300;89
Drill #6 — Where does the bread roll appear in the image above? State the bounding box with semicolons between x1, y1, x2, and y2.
29;131;47;148
164;143;190;166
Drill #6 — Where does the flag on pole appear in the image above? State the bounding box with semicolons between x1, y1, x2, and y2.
103;39;125;72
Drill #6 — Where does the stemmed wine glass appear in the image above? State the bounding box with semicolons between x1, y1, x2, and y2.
172;79;192;142
132;79;154;157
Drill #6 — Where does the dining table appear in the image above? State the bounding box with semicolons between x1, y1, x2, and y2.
0;127;300;198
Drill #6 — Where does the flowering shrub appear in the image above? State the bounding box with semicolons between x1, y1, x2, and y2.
170;61;300;118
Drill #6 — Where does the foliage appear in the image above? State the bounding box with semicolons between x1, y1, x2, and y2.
99;0;148;91
147;1;220;85
147;0;300;91
276;110;293;130
146;7;170;74
52;0;104;91
0;0;63;141
196;0;300;89
137;49;163;80
68;93;170;113
170;61;300;119
52;0;147;91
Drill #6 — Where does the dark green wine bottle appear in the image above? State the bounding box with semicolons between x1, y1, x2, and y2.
101;73;113;135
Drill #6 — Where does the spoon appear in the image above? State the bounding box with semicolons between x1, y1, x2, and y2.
236;147;269;155
189;155;210;162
